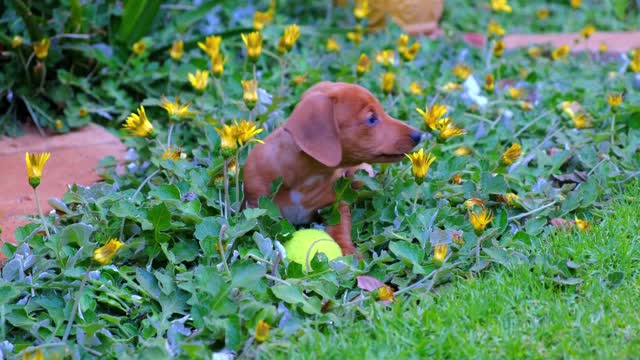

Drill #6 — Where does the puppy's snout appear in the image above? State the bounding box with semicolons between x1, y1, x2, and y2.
409;130;425;145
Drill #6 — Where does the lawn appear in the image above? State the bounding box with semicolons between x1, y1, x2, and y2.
262;181;640;359
1;0;639;359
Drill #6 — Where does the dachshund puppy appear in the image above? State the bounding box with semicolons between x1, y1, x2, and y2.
243;81;424;255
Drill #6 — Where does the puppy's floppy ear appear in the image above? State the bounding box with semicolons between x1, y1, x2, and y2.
285;93;342;167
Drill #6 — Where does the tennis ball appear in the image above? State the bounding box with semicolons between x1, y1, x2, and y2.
284;229;342;271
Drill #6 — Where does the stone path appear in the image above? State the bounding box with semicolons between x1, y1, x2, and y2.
0;124;125;249
462;31;640;53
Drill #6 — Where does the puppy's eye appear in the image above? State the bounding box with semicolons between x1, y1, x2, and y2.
366;114;379;126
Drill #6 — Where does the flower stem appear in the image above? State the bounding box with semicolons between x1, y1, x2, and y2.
223;159;230;219
218;224;231;276
63;263;93;342
167;122;175;147
38;62;46;93
610;113;616;147
33;187;51;239
131;169;160;201
214;78;226;104
235;153;240;209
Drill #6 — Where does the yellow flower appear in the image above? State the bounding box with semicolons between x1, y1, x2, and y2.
241;32;263;62
169;40;183;60
377;285;394;302
354;0;369;19
581;24;596;39
501;143;522;165
488;20;505;36
607;93;623;108
452;63;472;80
241;79;259;110
575;217;590;231
520;101;533;111
253;10;274;30
25;152;51;188
552;45;570;61
464;198;485;209
33;38;50;59
493;39;505;57
160;97;195;119
570;0;581;9
381;72;395;94
433;243;448;264
122;106;154;137
500;192;520;206
162;147;181;161
536;8;550;20
188;70;209;91
397;34;410;53
233;119;264;145
441;82;462;92
508;87;521;99
79;107;89;117
215;124;238;157
405;148;436;183
326;38;341;52
454;146;472;156
452;231;464;245
470;208;494;234
450;174;463;184
132;40;146;55
485;73;495;92
528;46;542;58
212;53;225;77
416;104;447;130
401;43;420;62
490;0;512;13
572;113;591;129
375;50;396;67
279;24;301;52
356;53;371;76
93;238;124;265
292;74;307;85
198;35;222;58
409;82;423;95
12;35;22;48
599;42;608;54
55;119;63;129
437;117;466;140
346;25;363;45
630;48;640;73
255;320;270;343
22;348;43;360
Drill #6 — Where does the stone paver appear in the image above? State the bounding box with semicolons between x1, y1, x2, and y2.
0;124;125;250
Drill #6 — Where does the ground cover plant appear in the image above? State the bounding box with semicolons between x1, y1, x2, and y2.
1;0;640;359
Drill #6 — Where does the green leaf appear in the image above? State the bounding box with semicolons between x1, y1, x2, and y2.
389;241;426;274
231;260;266;289
147;203;171;242
480;172;508;194
150;184;181;200
136;268;161;300
58;223;95;247
271;285;321;314
194;217;222;241
117;0;161;45
258;196;282;219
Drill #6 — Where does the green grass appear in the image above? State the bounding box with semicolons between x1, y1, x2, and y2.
262;181;640;359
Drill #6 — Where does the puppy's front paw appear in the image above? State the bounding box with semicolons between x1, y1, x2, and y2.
344;163;375;178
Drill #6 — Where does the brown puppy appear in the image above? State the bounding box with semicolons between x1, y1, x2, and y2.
243;81;423;255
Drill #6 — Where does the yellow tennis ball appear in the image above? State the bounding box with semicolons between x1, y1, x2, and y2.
284;229;343;271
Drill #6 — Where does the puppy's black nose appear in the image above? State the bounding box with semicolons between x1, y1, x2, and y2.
409;130;425;145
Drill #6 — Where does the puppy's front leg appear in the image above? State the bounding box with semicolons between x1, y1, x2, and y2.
326;201;358;256
341;163;375;190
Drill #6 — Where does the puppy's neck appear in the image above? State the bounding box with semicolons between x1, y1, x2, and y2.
278;128;336;181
